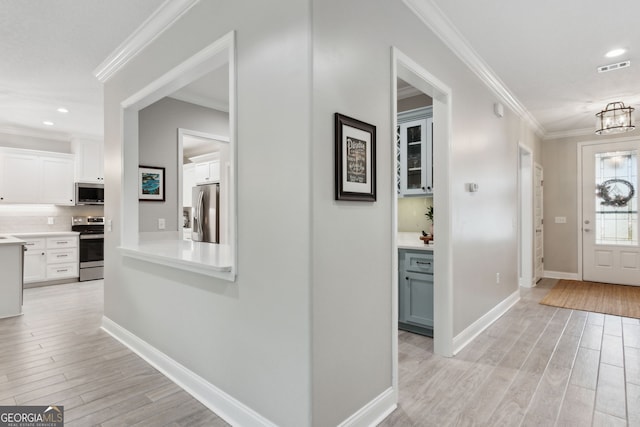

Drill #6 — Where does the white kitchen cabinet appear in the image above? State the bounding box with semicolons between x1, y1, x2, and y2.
0;148;75;205
0;241;25;319
72;139;104;183
23;238;47;283
20;234;79;284
183;163;196;207
195;160;220;184
397;107;433;197
41;156;75;205
0;151;40;203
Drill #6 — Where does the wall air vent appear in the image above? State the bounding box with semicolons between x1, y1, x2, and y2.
598;60;631;73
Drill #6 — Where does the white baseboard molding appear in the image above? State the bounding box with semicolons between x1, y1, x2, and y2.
101;316;277;427
544;270;579;280
452;290;520;355
519;276;536;288
337;387;397;427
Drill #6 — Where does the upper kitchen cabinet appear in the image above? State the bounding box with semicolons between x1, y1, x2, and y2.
397;106;433;197
72;138;104;183
0;148;75;205
193;155;221;185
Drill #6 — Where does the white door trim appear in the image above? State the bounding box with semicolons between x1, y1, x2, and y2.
518;144;534;287
576;134;640;281
392;47;454;391
534;162;544;282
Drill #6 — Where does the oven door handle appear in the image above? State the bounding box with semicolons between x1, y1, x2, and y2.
80;234;104;239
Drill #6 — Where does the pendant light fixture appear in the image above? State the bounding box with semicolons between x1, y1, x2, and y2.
595;102;635;135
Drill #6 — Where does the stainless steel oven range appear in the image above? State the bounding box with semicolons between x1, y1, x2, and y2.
72;216;104;281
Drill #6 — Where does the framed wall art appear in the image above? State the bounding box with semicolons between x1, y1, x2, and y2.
334;113;376;201
138;165;165;201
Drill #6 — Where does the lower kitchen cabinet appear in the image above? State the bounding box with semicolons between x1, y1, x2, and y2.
398;249;434;337
19;234;79;285
23;238;47;283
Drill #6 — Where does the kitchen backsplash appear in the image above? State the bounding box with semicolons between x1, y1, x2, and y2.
0;205;104;233
398;197;433;233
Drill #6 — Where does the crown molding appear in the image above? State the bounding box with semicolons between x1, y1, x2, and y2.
0;125;72;142
543;127;595;140
168;93;229;113
402;0;546;138
94;0;200;82
397;85;423;100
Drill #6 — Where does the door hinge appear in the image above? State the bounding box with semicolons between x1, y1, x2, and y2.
541;257;544;263
541;219;544;225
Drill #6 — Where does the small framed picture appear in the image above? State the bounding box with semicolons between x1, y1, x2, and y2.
335;113;376;201
138;166;165;201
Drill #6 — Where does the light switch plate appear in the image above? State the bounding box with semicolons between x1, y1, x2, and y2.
555;216;567;224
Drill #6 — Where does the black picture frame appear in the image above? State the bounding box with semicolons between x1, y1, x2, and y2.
335;113;376;201
138;165;165;201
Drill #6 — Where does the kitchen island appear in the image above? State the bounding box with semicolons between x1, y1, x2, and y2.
0;235;26;318
397;232;434;337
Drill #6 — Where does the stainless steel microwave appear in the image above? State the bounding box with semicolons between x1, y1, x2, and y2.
75;182;104;205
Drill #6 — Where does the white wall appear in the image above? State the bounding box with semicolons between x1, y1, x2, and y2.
103;1;311;426
102;0;544;425
311;1;540;424
542;128;640;275
138;97;228;232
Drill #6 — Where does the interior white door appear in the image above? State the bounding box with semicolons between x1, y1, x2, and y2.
582;141;640;285
534;164;544;282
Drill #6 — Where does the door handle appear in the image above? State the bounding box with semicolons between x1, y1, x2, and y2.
584;228;591;232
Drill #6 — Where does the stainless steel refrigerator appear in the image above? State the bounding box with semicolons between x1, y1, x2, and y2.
192;183;220;243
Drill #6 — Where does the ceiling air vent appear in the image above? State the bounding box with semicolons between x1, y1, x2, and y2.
598;60;631;73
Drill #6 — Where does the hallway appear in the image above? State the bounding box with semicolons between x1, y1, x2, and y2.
382;279;640;426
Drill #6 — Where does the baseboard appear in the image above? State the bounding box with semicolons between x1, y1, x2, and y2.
337;387;397;427
452;290;520;355
544;270;579;280
101;316;277;427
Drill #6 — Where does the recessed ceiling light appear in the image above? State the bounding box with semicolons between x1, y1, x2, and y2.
605;48;627;58
43;121;54;126
57;107;69;113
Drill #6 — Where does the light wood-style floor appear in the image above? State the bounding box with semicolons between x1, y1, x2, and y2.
0;280;228;426
381;278;640;427
2;279;639;426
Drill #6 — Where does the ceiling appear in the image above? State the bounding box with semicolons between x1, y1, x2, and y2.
0;0;165;141
429;0;640;136
1;1;638;141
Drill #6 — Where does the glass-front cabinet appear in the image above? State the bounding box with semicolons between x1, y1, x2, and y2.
397;106;433;197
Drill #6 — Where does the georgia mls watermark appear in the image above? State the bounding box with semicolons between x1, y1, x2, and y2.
0;406;63;427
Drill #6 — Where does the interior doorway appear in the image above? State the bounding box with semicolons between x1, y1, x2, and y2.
392;48;453;401
534;163;544;282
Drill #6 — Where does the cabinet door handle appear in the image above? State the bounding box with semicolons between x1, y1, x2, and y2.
416;261;432;266
405;277;409;280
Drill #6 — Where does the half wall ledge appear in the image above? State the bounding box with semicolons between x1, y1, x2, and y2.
119;235;233;280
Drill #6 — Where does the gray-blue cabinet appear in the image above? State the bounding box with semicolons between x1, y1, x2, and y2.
399;249;433;337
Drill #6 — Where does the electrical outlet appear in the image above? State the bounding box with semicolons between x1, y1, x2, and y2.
496;273;500;284
47;217;55;225
555;216;567;224
158;218;166;230
107;219;112;232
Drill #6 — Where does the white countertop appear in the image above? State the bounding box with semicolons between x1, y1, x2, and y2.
12;231;80;238
397;232;434;251
119;233;233;280
0;234;26;246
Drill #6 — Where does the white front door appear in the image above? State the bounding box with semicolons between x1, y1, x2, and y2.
582;141;640;285
534;164;544;282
